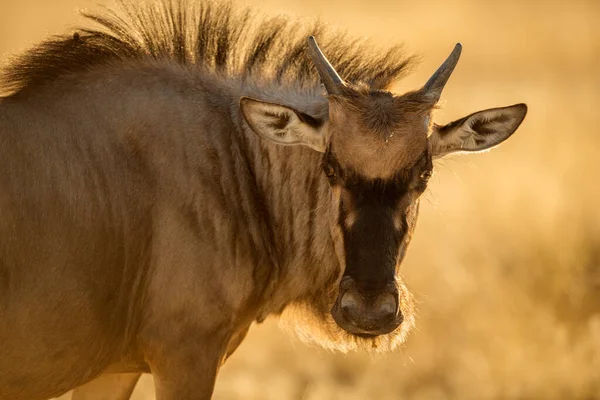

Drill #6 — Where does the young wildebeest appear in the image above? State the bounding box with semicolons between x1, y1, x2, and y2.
0;1;527;399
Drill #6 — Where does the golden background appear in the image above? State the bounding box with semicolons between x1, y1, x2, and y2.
1;0;599;398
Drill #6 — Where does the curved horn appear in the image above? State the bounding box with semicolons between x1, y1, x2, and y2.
421;43;462;102
307;36;345;95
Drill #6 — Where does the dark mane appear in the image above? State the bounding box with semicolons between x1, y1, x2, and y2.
0;0;414;96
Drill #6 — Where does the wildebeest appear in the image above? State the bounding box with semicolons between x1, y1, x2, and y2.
0;1;527;399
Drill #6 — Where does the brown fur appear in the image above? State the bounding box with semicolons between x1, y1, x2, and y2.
329;88;432;180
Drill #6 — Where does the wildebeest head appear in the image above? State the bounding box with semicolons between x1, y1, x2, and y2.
241;37;527;342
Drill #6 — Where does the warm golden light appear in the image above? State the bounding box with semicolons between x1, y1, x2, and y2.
1;0;597;399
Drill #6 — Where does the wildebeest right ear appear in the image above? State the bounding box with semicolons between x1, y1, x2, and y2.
240;97;326;152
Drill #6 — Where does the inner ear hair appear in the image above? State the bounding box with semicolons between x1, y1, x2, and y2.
430;103;527;157
297;111;324;129
240;97;327;152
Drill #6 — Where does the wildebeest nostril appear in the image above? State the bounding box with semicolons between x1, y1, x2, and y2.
340;289;363;323
374;292;398;321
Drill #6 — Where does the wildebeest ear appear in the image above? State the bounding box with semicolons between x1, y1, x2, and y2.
240;97;326;152
430;103;527;158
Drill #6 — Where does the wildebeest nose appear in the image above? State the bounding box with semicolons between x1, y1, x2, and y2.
340;289;399;332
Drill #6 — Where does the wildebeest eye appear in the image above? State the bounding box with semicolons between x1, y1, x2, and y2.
420;170;432;182
324;165;336;178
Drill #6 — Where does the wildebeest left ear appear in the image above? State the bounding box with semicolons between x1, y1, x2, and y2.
430;103;527;158
240;97;326;152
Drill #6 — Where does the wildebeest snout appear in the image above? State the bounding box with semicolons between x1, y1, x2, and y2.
331;277;403;336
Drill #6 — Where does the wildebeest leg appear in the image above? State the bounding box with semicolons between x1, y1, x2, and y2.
141;211;258;399
70;373;141;400
148;330;233;400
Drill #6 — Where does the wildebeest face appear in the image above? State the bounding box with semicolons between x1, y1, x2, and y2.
240;37;527;343
316;86;434;335
322;121;432;335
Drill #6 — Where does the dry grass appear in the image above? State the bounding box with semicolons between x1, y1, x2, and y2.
2;0;599;398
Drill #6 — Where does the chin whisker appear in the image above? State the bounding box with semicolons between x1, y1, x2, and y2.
278;279;416;353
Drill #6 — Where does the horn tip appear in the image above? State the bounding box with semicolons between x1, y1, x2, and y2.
453;43;463;55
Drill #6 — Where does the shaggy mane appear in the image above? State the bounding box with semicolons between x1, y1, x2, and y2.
1;0;414;96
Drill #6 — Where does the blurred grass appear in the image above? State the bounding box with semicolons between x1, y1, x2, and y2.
2;0;599;399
